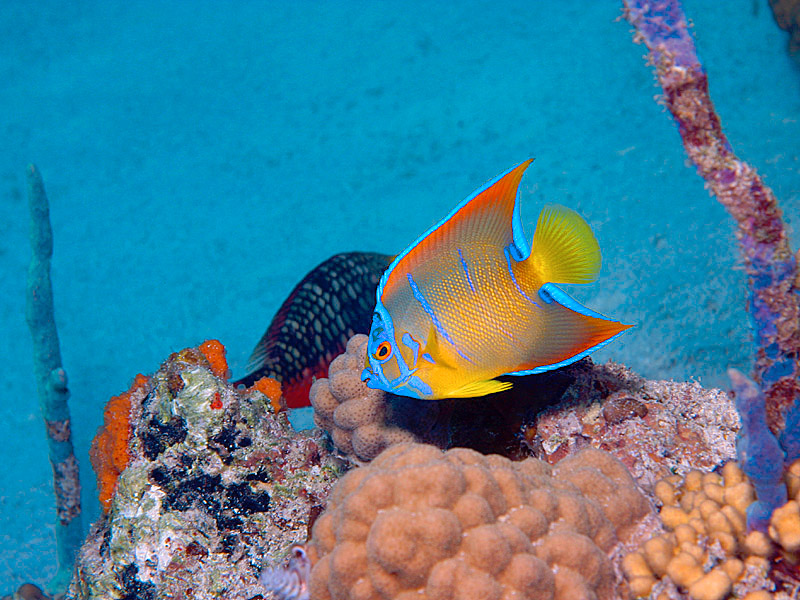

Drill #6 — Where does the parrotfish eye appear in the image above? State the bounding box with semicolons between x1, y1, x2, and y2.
373;341;392;361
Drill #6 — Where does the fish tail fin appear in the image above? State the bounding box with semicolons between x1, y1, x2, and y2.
529;205;601;284
537;308;631;369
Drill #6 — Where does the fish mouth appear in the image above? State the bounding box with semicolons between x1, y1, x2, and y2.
360;369;371;383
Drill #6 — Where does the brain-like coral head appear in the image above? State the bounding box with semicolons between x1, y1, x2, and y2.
306;442;649;600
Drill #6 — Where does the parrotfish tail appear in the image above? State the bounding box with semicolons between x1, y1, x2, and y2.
236;252;393;408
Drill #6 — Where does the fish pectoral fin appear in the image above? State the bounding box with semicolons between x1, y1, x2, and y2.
449;379;512;398
530;204;601;284
422;325;458;370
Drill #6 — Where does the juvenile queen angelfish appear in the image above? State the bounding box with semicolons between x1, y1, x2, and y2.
361;159;632;400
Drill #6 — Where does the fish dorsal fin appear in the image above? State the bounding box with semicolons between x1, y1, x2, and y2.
529;204;601;284
378;160;534;300
449;379;512;398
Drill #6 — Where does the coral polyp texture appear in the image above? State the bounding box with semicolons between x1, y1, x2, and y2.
624;460;800;600
70;341;341;599
305;442;650;600
310;334;448;462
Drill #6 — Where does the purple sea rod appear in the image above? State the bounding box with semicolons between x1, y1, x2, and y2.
623;0;800;435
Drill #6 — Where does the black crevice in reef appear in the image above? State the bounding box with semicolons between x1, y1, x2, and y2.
120;563;156;600
141;415;188;460
149;465;271;530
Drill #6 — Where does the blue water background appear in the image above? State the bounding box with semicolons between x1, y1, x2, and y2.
1;0;798;589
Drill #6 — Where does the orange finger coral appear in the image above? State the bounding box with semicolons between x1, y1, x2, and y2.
305;442;649;600
89;373;151;512
624;459;800;599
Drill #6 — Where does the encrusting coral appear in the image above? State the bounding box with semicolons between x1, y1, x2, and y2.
72;340;341;599
623;460;800;600
530;359;739;491
305;442;650;600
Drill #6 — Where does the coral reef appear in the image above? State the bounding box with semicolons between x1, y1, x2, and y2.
623;460;800;599
305;442;650;600
504;359;739;492
624;0;800;436
69;342;341;599
312;334;740;488
25;164;83;593
69;335;749;600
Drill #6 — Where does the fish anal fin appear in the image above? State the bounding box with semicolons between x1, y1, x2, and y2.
529;204;601;284
449;379;512;398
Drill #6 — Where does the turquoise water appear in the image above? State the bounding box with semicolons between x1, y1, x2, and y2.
1;1;798;590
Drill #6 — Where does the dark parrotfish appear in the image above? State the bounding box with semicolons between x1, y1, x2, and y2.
236;252;392;408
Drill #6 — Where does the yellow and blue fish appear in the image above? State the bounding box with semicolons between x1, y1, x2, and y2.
361;159;632;400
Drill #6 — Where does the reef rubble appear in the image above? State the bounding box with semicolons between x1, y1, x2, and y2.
63;336;752;600
67;345;341;600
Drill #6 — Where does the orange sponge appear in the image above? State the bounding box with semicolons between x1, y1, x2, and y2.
251;376;284;413
89;373;150;512
199;339;229;379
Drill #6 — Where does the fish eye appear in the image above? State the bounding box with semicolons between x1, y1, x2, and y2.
373;341;392;361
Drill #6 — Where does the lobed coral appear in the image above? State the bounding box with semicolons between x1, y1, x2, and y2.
310;334;447;462
305;442;649;600
623;460;800;600
89;373;151;512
